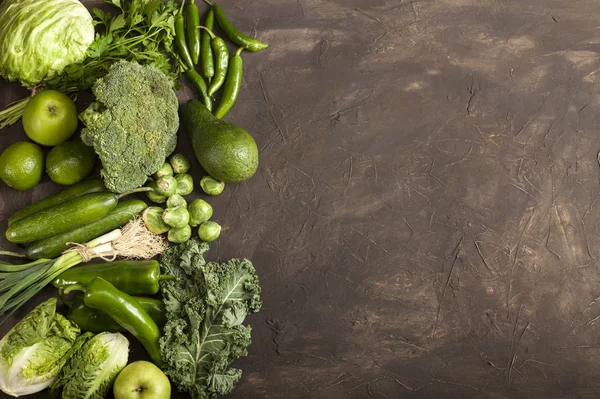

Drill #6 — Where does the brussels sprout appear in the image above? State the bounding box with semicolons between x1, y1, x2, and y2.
188;199;213;227
200;176;225;196
169;153;191;174
168;224;192;243
155;175;178;197
146;181;167;204
198;221;221;242
162;206;190;229
142;207;170;235
166;194;187;208
175;173;194;196
154;162;174;179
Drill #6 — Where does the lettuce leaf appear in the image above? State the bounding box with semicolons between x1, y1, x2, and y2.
49;332;129;399
0;298;81;397
159;239;262;399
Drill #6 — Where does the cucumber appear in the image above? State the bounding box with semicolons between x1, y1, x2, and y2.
25;200;148;260
6;192;119;244
8;177;106;226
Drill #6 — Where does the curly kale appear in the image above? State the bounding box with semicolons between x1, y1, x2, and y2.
80;60;179;193
159;239;262;399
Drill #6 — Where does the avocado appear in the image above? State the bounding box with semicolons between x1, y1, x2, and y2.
181;100;258;183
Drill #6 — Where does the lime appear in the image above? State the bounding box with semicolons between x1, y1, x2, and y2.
0;142;44;190
46;140;97;185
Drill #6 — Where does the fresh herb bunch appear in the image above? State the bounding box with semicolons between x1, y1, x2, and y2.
0;0;183;128
46;0;183;92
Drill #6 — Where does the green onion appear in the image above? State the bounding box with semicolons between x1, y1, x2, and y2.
0;218;167;323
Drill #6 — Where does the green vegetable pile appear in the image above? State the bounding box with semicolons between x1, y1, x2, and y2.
0;0;183;128
142;153;223;244
0;0;268;397
80;60;179;193
159;239;262;398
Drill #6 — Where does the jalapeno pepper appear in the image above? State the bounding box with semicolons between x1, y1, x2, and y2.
186;0;201;65
200;27;228;96
201;8;215;79
212;3;268;52
52;260;175;296
186;68;213;111
175;1;194;69
65;277;163;365
66;293;167;333
214;46;244;119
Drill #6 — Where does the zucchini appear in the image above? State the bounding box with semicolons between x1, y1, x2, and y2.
25;200;147;260
8;177;105;226
6;192;119;244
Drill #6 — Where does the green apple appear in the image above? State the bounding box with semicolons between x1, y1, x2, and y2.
113;361;171;399
22;89;78;146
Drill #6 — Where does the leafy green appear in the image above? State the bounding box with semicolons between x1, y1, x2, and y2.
0;298;81;397
45;0;182;93
79;60;179;193
49;332;129;399
0;0;95;87
159;239;262;399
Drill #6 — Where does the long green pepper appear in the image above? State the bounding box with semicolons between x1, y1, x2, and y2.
200;27;228;96
185;0;201;65
212;3;269;52
65;277;163;366
175;1;194;69
215;46;244;119
52;260;174;296
201;8;215;80
186;69;213;111
67;293;167;333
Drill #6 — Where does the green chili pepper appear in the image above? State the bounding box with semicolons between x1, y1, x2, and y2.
176;2;194;69
212;3;268;52
200;27;229;96
66;293;166;333
65;277;163;365
186;0;201;65
201;8;215;79
186;68;212;112
214;46;244;119
52;260;175;296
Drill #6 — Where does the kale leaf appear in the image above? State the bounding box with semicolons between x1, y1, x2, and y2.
159;239;262;399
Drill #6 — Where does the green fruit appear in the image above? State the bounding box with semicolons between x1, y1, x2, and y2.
181;100;258;182
46;140;97;185
22;90;78;146
0;141;44;190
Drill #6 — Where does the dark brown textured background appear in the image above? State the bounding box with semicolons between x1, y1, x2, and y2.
3;0;600;398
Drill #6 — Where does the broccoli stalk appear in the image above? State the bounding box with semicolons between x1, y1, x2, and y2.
80;61;179;193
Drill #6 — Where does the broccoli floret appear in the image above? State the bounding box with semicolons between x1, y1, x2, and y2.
80;60;179;193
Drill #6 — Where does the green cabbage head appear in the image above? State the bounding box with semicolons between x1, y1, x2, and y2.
0;298;81;397
0;0;95;87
